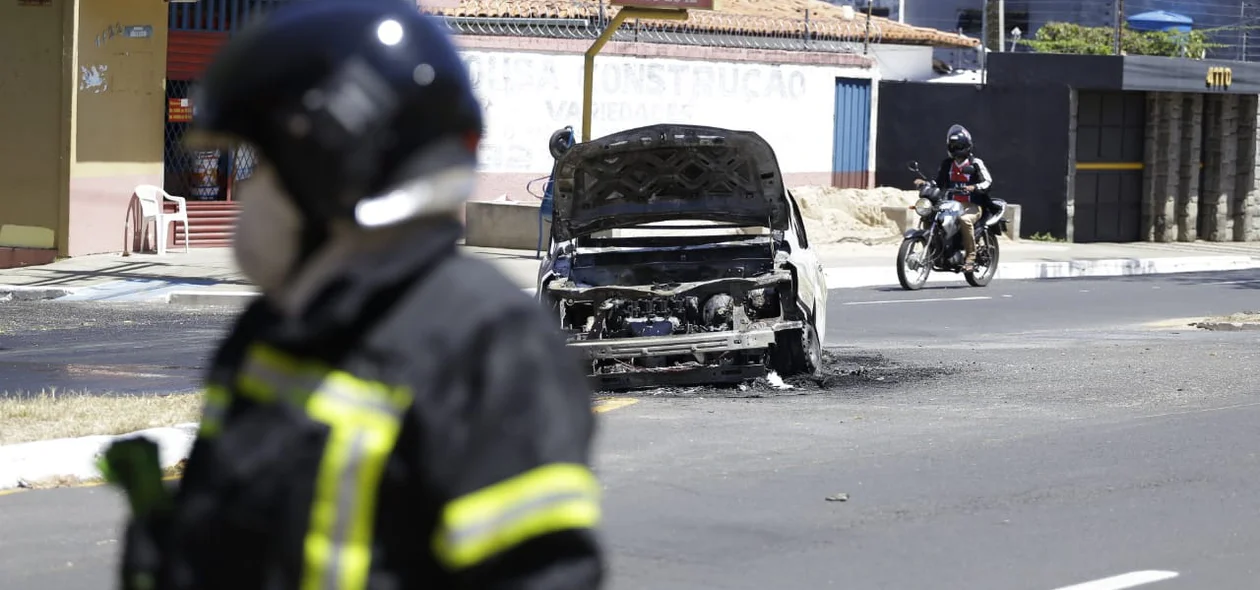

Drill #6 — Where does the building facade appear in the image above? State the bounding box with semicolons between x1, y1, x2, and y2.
0;0;977;262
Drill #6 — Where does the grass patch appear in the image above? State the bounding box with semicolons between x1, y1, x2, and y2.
0;389;202;446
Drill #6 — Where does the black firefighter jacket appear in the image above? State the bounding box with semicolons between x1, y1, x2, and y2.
125;220;604;590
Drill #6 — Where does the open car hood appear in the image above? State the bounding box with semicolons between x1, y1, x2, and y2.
549;124;791;242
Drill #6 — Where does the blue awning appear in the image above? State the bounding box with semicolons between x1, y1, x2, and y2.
1126;10;1194;33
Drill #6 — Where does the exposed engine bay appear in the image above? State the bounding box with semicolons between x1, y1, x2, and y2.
539;234;811;390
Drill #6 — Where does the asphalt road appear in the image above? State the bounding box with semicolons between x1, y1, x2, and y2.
3;271;1260;589
825;268;1260;345
0;302;236;396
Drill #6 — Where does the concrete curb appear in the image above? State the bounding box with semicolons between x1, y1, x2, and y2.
823;255;1260;289
0;285;76;301
166;290;260;306
1191;321;1260;331
0;423;197;491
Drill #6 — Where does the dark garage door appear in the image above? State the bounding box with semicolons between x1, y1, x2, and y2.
1074;91;1146;242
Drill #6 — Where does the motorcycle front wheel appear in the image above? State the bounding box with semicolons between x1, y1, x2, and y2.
965;231;1000;287
896;236;931;291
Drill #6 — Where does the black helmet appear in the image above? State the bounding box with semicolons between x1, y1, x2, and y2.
946;124;973;160
190;0;483;227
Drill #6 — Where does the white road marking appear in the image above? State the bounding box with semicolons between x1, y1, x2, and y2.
1051;570;1179;590
1200;279;1260;286
843;296;992;306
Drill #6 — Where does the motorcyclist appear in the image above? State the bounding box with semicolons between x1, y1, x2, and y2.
112;2;605;589
913;124;993;272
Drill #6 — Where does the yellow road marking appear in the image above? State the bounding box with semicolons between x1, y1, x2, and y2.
592;397;638;413
0;474;182;498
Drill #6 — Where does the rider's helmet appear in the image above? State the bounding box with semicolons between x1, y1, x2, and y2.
945;124;973;161
189;0;484;230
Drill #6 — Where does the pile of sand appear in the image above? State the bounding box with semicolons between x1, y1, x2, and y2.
790;186;918;244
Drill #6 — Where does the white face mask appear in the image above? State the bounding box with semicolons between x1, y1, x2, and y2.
232;165;303;297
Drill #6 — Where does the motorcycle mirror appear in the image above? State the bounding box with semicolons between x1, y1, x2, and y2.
962;164;978;176
906;160;920;172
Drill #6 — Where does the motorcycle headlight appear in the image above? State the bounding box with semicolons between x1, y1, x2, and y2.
914;198;933;218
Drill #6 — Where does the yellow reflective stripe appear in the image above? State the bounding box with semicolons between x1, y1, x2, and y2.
238;343;413;590
433;463;601;571
302;390;404;590
197;385;231;437
239;344;411;411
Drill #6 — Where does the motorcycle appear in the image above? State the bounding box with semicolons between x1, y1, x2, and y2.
896;160;1009;291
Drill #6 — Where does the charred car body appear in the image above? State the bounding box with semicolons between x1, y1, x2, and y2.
536;124;828;390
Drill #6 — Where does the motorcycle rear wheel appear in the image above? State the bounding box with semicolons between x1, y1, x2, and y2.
965;231;1000;287
897;236;931;291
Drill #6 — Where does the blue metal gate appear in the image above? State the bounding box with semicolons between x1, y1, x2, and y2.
832;77;872;189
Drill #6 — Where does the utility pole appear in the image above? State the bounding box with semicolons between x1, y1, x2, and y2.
998;0;1005;51
863;0;874;54
982;0;988;51
1113;0;1124;55
898;0;905;23
1242;3;1250;61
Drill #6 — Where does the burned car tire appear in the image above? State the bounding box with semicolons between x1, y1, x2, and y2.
549;127;575;160
770;323;821;377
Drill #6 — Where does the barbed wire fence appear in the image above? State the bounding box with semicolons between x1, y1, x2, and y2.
424;0;885;55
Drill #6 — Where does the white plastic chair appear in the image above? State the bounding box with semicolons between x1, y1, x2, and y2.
134;184;190;255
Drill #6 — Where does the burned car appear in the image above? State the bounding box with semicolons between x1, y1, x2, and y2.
536;124;828;390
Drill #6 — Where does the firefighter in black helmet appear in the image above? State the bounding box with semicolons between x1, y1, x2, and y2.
113;1;604;588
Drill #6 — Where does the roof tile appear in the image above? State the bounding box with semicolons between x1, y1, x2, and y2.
421;0;980;49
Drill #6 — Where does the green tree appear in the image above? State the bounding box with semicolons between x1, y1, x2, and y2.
1021;22;1222;58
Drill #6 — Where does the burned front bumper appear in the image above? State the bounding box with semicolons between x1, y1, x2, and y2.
566;320;802;359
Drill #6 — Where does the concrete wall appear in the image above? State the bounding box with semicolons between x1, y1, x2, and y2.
1139;91;1260;242
869;45;935;82
70;0;169;256
453;36;876;204
0;1;70;252
0;0;167;258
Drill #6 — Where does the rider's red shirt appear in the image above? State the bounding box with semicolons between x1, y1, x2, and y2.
949;160;972;203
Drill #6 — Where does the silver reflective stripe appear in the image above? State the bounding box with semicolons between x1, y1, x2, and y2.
318;380;400;416
323;429;369;590
440;490;592;547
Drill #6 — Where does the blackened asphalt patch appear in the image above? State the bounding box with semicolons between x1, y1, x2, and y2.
0;301;236;396
607;349;959;399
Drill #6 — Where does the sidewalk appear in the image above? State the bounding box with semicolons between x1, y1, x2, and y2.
1;238;1259;305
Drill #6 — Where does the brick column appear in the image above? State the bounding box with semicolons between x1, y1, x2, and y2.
1199;92;1239;239
1141;92;1162;241
1234;94;1259;241
1251;96;1260;240
1065;89;1078;242
1177;94;1203;242
1147;93;1182;241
